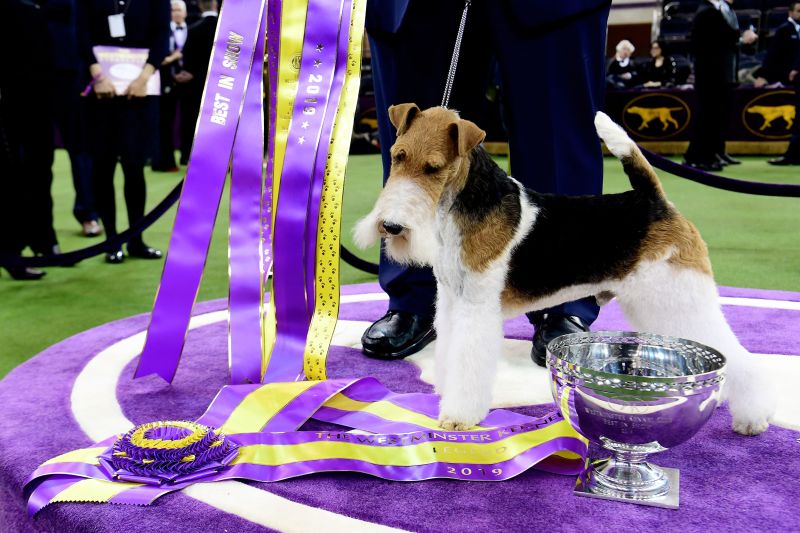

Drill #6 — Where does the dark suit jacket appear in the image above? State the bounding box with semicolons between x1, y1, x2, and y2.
180;14;217;111
759;20;800;84
45;0;82;72
0;0;54;86
366;0;611;35
690;1;740;85
182;15;217;79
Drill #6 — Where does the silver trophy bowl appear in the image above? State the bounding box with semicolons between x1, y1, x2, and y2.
547;331;726;509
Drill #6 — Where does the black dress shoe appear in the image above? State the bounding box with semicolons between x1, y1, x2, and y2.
106;249;125;264
361;311;436;360
767;156;800;166
2;266;46;280
683;159;723;172
717;153;741;165
530;314;591;368
127;243;163;259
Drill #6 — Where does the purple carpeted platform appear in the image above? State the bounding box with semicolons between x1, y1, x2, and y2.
1;283;798;532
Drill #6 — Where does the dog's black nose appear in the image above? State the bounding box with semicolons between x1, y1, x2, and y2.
382;222;404;235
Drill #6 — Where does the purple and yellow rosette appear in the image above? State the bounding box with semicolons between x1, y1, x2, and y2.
98;421;239;485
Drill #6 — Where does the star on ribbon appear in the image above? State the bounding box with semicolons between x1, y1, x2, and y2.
298;136;306;145
313;59;322;68
301;121;310;129
315;44;324;52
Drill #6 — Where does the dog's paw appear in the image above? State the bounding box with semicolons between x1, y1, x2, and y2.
732;418;770;436
438;417;478;432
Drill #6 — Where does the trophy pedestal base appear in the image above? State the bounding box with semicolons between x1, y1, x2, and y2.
574;466;680;509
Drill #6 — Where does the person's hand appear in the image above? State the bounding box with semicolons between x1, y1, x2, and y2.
89;63;115;98
643;81;661;88
621;72;632;80
174;70;194;83
126;76;149;98
125;63;156;99
162;50;183;65
753;77;768;88
790;70;798;82
93;77;116;98
742;29;758;45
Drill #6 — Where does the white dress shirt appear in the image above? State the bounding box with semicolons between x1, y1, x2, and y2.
170;20;187;50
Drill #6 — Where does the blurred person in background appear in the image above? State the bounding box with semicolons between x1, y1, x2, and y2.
684;0;757;171
176;0;218;165
753;1;800;87
606;39;638;89
153;0;188;172
49;0;102;238
78;0;169;263
639;40;679;87
764;1;800;165
0;0;63;280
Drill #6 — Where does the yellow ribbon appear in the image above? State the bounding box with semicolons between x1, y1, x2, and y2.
303;0;367;380
233;420;581;467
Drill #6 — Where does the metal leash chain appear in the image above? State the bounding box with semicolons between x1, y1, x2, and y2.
441;0;472;108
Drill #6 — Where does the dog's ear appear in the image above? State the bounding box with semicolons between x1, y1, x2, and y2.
388;103;420;135
448;118;486;156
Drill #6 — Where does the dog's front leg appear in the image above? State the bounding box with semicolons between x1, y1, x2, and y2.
433;287;453;396
438;279;502;431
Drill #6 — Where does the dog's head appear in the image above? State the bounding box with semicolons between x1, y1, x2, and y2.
353;104;486;266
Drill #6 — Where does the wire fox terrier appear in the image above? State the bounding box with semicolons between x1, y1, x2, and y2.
355;104;775;436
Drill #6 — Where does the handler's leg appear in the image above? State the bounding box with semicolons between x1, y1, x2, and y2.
363;0;494;359
488;3;609;365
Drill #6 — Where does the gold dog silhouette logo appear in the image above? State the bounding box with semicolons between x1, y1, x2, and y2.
622;94;690;139
743;91;795;139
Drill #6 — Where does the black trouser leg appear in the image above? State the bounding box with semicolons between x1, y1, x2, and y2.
92;154;119;240
14;91;57;254
121;159;146;248
784;82;800;160
53;70;96;223
712;83;733;157
121;98;153;248
686;86;712;163
90;98;120;242
156;89;178;169
0;108;26;256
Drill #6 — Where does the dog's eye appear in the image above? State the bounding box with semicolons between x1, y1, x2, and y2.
393;151;406;163
424;163;440;174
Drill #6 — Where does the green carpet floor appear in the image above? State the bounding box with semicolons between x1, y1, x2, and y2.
0;150;797;377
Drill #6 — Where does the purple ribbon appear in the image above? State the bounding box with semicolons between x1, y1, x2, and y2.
136;0;266;382
264;0;346;382
303;0;353;321
228;6;268;384
262;0;281;288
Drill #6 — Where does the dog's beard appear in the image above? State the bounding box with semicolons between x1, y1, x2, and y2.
353;178;439;266
383;226;437;266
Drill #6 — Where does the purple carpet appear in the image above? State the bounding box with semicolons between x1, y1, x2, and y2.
1;283;798;532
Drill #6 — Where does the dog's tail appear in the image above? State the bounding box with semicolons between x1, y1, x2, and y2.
594;112;666;199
